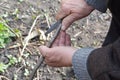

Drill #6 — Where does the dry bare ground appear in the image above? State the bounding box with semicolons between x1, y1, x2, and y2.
0;0;111;80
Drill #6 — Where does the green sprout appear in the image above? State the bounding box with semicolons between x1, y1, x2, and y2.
0;55;18;73
0;62;8;73
7;55;18;66
0;22;15;48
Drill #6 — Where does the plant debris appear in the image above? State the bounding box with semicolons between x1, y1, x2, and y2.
0;0;111;80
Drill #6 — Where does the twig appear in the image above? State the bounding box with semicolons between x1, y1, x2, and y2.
37;68;40;80
21;15;41;56
0;6;10;11
8;42;41;49
0;42;41;54
25;48;33;54
0;75;10;80
29;22;62;80
44;13;50;28
16;66;24;73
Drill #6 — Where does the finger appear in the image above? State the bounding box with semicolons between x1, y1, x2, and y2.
52;33;60;47
59;31;66;46
56;6;70;20
39;46;50;57
56;9;67;20
65;34;71;46
61;13;82;31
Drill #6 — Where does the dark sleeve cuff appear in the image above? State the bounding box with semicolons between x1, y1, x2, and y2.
85;0;109;12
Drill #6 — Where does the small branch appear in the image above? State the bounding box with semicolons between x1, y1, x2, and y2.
0;75;10;80
29;20;62;80
21;15;41;56
44;13;50;28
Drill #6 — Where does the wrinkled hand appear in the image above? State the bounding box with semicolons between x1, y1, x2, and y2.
39;31;78;67
56;0;94;31
39;46;77;67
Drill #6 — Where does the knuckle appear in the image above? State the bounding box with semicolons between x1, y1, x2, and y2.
47;57;54;61
46;55;55;62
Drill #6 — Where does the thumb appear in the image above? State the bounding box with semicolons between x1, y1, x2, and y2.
39;46;50;57
62;13;83;31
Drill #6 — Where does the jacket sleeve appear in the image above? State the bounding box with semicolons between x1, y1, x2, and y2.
85;0;109;12
72;48;94;80
87;37;120;80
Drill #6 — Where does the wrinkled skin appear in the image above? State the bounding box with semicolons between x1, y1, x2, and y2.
39;31;77;67
39;0;94;67
56;0;94;31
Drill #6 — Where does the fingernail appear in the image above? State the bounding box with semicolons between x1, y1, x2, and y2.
61;26;66;31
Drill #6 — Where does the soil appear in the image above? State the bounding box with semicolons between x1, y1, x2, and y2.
0;0;111;80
